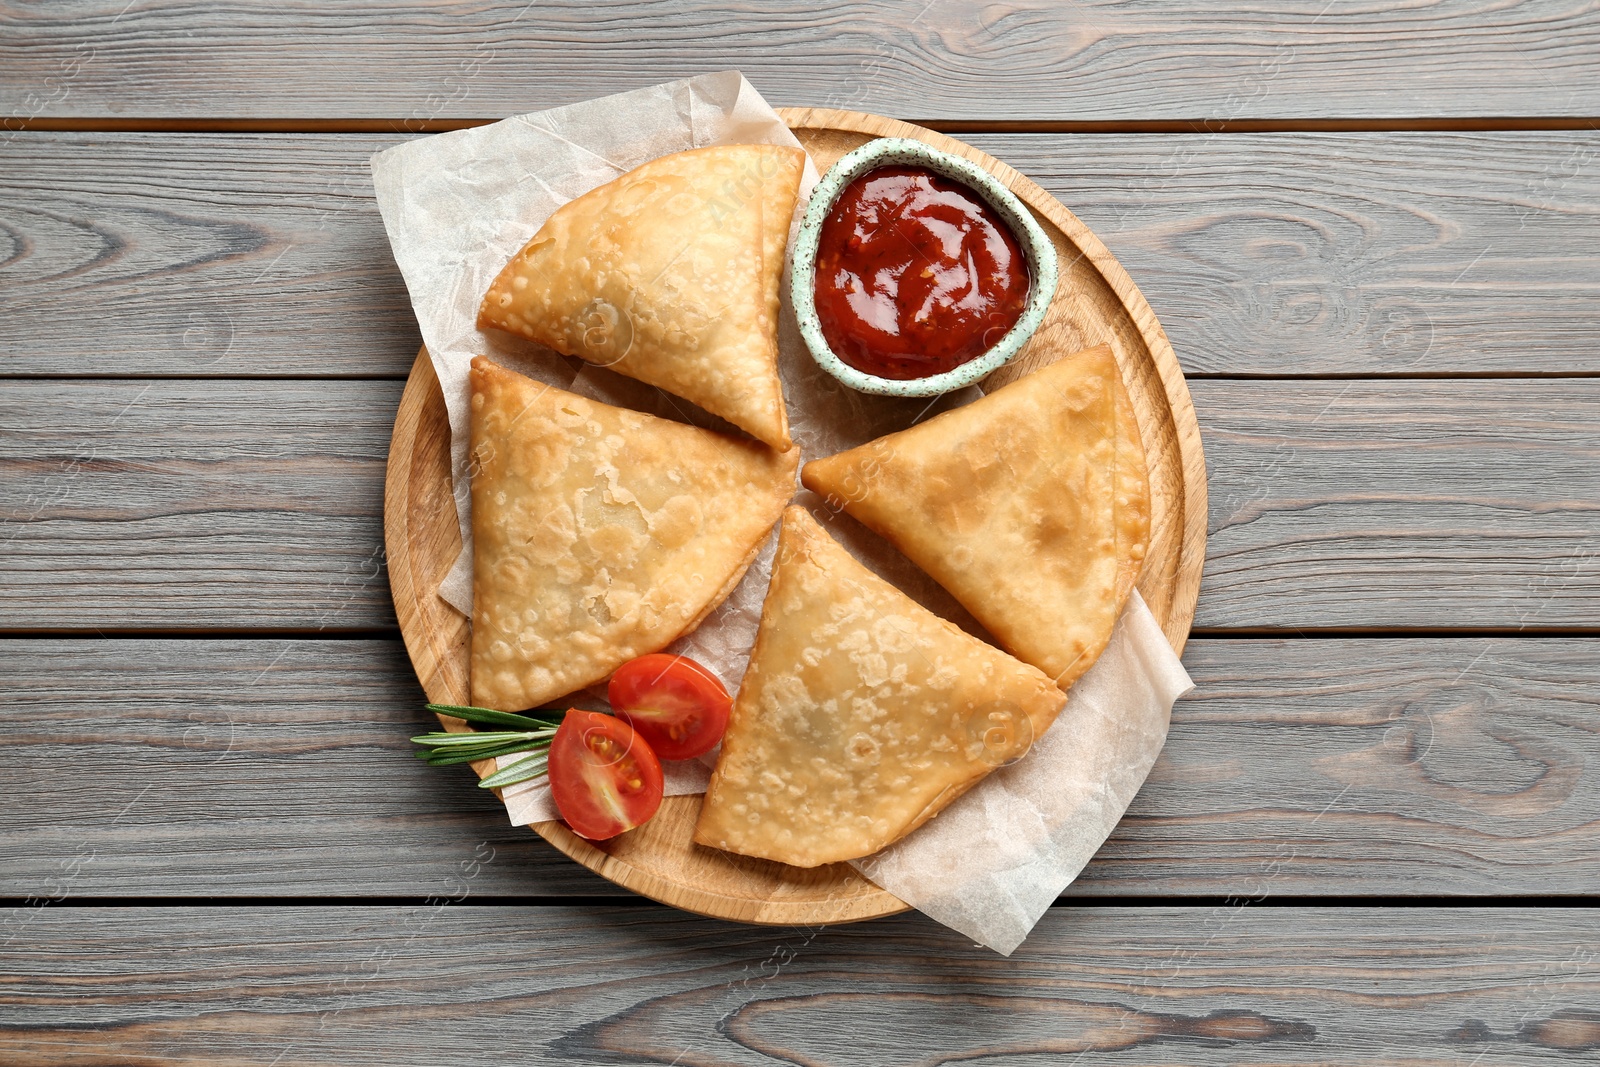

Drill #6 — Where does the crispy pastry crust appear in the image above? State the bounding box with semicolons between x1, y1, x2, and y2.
801;345;1151;690
468;357;797;711
478;144;804;450
695;507;1066;867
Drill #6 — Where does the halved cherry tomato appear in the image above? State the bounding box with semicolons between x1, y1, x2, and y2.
607;654;731;761
546;710;663;840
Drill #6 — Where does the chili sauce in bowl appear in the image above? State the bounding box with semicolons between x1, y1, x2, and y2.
814;166;1030;381
791;138;1059;397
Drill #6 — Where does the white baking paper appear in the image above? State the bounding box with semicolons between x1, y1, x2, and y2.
371;71;1193;955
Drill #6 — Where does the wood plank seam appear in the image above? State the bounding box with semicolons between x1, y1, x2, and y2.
6;117;1600;134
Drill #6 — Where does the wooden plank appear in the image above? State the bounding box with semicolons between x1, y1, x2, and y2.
4;378;1597;632
1112;636;1600;895
2;905;1597;1065
5;131;1598;378
966;130;1600;376
4;637;1596;898
0;133;420;377
4;1;1600;123
0;379;400;631
0;639;617;898
1192;378;1600;631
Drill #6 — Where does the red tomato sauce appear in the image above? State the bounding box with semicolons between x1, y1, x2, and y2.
813;165;1030;381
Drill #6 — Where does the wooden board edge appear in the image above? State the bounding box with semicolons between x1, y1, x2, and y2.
386;347;451;703
531;811;912;926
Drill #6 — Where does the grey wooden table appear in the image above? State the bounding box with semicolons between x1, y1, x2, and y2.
3;3;1599;1063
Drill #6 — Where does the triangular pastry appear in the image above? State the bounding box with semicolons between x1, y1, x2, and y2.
478;144;805;450
801;345;1150;690
695;507;1066;867
468;356;797;712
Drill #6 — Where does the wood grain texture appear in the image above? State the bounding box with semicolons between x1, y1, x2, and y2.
0;132;419;376
1111;636;1600;895
385;110;1208;925
2;905;1597;1065
5;378;1596;632
4;637;1596;898
1193;378;1600;631
967;130;1600;376
384;352;468;704
0;378;400;631
5;130;1598;378
0;638;618;898
4;1;1600;122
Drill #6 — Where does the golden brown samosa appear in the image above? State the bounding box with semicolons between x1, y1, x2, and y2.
478;144;805;450
801;345;1150;690
695;507;1066;867
468;356;797;712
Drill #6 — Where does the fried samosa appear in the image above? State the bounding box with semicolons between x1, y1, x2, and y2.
801;345;1150;690
478;144;805;450
468;356;797;712
694;507;1066;868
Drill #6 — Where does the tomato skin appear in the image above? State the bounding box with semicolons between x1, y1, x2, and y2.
547;711;663;840
608;654;732;761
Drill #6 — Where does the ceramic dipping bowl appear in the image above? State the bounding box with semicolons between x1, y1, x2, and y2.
789;137;1059;398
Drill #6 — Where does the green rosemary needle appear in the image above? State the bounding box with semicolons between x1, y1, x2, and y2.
477;752;550;790
425;703;566;730
414;703;572;789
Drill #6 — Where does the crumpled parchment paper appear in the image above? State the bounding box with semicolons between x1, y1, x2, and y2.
371;71;1193;954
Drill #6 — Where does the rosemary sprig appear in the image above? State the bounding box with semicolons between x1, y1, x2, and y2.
414;703;573;790
413;731;556;766
425;703;566;730
478;751;550;790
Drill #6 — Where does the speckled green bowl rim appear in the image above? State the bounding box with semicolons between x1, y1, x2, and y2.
790;137;1060;397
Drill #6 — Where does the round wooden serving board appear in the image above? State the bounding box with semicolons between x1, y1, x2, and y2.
384;108;1208;926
